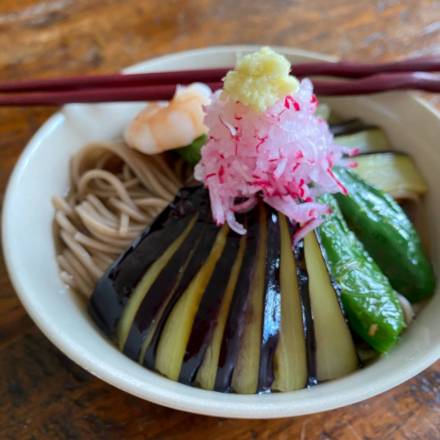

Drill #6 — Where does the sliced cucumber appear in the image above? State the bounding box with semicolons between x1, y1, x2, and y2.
335;168;435;302
335;128;390;153
354;152;428;199
317;193;405;352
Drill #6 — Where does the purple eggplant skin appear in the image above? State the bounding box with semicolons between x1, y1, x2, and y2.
294;239;317;387
329;119;375;137
178;226;243;385
89;186;208;338
142;220;220;371
214;208;260;392
122;220;204;361
257;210;281;393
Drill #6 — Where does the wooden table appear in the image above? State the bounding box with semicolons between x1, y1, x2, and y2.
1;1;439;438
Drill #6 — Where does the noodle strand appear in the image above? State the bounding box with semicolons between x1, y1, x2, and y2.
54;141;187;297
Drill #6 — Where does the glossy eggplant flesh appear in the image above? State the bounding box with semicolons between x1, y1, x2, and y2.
122;216;202;360
232;205;276;394
194;233;247;390
230;204;268;394
213;208;260;392
154;224;229;380
174;224;241;384
272;215;308;392
353;152;428;199
143;219;220;371
335;128;391;153
257;211;281;392
304;232;359;381
89;187;365;393
89;185;210;338
293;239;317;386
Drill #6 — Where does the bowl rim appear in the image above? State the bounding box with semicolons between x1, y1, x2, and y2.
3;45;440;418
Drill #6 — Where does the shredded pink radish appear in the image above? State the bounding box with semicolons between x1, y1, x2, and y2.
195;79;356;240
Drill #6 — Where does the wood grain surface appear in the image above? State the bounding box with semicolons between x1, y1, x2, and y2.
1;1;439;438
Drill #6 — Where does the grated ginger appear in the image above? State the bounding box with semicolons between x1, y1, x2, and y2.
222;47;299;112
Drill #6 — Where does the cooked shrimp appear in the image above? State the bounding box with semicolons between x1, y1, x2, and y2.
124;82;211;154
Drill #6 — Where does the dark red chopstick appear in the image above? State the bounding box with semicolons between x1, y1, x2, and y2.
0;82;222;106
314;72;440;96
292;56;440;79
0;57;439;93
0;69;227;93
0;73;438;106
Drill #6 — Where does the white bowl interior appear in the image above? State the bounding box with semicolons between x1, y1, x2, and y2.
3;45;440;418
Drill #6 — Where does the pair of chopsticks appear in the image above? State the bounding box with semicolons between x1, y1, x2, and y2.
0;57;439;106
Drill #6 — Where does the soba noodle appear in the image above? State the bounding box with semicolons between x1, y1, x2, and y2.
53;141;189;297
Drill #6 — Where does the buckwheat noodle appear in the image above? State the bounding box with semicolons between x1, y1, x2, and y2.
53;141;190;297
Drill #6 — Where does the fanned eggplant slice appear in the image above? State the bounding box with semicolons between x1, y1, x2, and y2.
272;215;308;392
231;204;268;394
89;186;209;338
195;235;247;390
179;227;242;384
117;215;197;350
89;187;366;394
304;232;358;381
294;239;317;386
214;209;260;392
258;211;281;393
142;220;220;370
123;218;202;360
155;224;229;380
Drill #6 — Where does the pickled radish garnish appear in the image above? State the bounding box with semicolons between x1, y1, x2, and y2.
195;78;354;241
195;47;356;240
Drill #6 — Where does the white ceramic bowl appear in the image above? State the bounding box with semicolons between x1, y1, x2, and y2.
3;46;440;418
